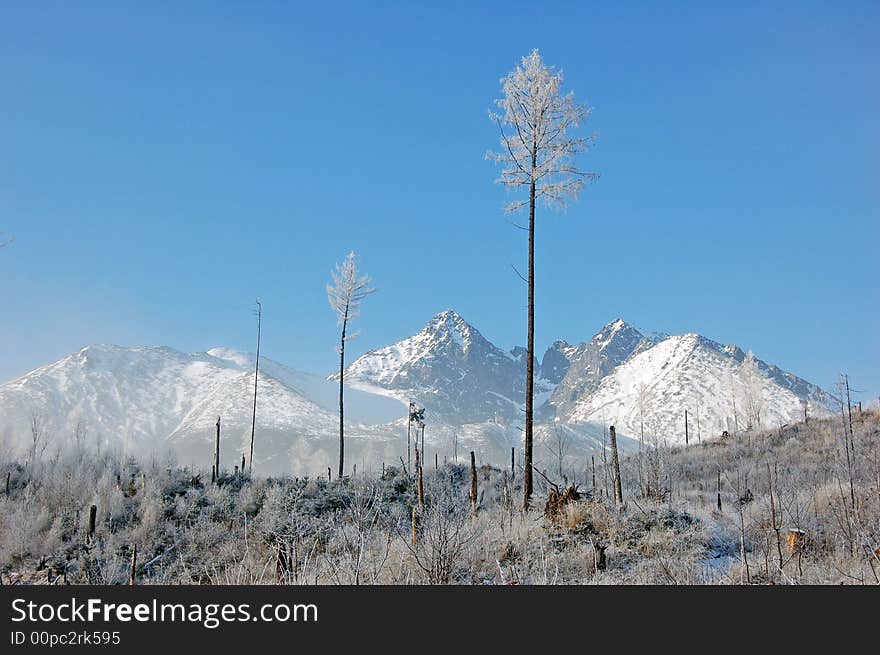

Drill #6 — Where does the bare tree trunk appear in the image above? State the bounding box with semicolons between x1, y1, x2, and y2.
249;300;261;475
739;503;750;584
214;417;221;485
410;505;419;546
609;425;623;505
684;409;689;446
591;455;596;493
511;446;515;480
407;401;412;471
470;451;478;517
87;505;97;543
338;306;348;479
417;460;424;510
523;151;536;510
767;462;783;572
128;543;137;585
602;427;609;499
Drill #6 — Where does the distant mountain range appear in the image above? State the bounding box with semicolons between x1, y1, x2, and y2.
0;311;833;475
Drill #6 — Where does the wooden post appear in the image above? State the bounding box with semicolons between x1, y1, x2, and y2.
591;455;596;493
684;409;689;446
716;469;722;512
128;543;137;585
469;451;478;517
609;426;623;505
141;472;146;495
511;447;515;479
87;504;97;543
213;417;221;484
435;452;438;471
327;467;331;483
5;470;9;497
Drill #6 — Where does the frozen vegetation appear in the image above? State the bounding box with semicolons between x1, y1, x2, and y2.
1;410;877;585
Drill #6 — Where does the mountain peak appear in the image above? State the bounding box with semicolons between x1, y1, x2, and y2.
422;310;480;351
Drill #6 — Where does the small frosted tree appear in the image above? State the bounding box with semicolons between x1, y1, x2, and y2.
327;251;376;479
487;49;598;509
740;351;765;430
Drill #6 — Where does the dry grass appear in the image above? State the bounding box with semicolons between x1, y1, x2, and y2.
1;412;877;585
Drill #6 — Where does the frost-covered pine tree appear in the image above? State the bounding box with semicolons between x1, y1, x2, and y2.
487;49;598;509
327;252;376;479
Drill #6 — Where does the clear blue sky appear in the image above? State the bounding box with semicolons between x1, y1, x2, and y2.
1;1;877;402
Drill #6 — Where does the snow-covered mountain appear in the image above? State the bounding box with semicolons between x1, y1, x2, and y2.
538;319;658;420
0;311;834;477
564;332;832;443
345;311;833;445
0;345;406;475
341;310;550;424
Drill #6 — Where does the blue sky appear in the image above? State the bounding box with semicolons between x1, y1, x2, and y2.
1;1;877;402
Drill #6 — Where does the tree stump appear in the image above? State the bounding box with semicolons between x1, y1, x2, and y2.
87;505;97;543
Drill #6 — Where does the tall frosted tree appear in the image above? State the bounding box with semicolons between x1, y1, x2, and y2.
487;49;598;508
327;251;376;479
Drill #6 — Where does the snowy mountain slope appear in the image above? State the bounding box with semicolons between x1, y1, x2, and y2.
0;311;834;477
564;333;833;444
0;345;406;475
540;319;657;419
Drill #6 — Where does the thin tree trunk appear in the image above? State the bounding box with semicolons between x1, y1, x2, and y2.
129;543;137;585
470;451;478;517
768;462;783;572
609;425;623;505
407;401;412;471
249;300;261;475
338;305;348;479
214;417;221;485
523;150;536;510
